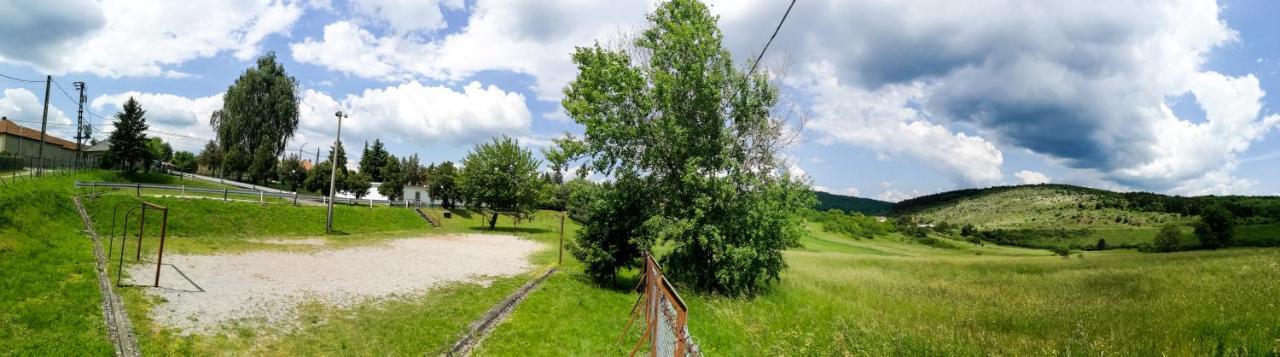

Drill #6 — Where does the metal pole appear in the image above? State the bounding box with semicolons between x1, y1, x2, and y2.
37;75;51;176
559;213;565;266
154;208;168;287
136;205;146;261
326;111;345;234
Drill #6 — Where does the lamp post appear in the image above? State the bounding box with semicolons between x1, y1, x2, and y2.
326;111;347;234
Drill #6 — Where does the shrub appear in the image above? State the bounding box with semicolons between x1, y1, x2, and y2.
1152;225;1184;252
1095;238;1107;250
1194;206;1234;249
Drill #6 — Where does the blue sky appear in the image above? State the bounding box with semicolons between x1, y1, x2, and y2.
1;0;1277;200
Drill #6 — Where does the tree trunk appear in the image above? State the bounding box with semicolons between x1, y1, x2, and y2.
489;212;499;230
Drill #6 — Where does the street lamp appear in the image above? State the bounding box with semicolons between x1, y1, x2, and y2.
326;110;347;234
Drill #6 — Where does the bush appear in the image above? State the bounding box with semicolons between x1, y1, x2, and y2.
1095;239;1107;250
1051;245;1071;258
1195;206;1234;249
1152;225;1184;252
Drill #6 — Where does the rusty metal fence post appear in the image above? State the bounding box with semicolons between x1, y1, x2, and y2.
114;201;171;288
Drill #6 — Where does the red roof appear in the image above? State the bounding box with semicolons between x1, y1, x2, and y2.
0;117;79;150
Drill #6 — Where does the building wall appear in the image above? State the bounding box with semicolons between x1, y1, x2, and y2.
0;134;85;164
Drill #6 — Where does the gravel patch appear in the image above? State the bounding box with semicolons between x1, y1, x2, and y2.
125;234;541;334
245;238;327;246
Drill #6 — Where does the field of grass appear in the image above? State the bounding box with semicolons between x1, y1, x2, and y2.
0;171;115;355
477;221;1280;355
82;191;580;354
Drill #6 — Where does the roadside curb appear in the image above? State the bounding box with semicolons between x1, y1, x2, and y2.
72;195;140;357
445;267;558;356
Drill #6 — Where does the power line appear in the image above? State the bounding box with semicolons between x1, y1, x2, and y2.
0;72;42;83
748;0;797;75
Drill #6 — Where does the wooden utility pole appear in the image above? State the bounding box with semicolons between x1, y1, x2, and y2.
37;75;51;175
74;82;86;169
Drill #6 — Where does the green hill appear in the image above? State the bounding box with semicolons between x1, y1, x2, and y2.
813;190;893;215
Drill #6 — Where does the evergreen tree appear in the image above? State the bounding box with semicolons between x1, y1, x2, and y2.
106;97;150;173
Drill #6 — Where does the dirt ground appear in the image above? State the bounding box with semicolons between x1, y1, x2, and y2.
125;234;541;334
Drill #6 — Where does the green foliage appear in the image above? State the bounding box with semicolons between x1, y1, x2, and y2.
278;155;307;191
564;178;599;223
358;139;392;181
171;151;197;172
210;52;299;183
570;172;654;283
562;0;811;295
304;161;343;196
813;190;893;215
459;136;542;229
1152;225;1184;252
815;209;888;240
345;172;371;199
197;140;221;174
425;161;460;208
106;97;150;172
145;137;173;170
1195;206;1234;249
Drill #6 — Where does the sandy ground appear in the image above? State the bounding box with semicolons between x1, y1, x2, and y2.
125;234;541;334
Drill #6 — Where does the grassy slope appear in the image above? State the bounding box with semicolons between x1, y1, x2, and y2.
476;223;1280;355
0;171;115;355
80;189;579;354
906;185;1188;229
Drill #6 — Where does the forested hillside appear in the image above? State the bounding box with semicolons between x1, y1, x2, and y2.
813;190;893;215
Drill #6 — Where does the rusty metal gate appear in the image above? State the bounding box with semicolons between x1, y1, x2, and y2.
623;252;700;357
109;201;170;287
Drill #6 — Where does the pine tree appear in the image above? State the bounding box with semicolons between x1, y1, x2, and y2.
106;97;150;172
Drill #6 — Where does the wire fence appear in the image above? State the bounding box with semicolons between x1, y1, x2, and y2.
625;252;701;357
0;154;101;185
74;181;431;208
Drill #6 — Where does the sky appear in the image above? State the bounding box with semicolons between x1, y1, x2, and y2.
1;0;1277;201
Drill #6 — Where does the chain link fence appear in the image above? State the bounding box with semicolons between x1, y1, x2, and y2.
0;154;101;185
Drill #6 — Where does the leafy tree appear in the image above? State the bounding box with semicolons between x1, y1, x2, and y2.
105;97;150;173
427;161;460;208
197;140;222;175
459;136;542;229
564;178;600;223
304;161;344;196
171;151;197;172
329;140;348;170
570;171;654;283
209;52;300;183
278;154;307;191
1195;206;1234;249
359;139;392;181
346;172;372;199
560;0;813;294
376;155;403;201
1153;225;1184;252
146;137;173;163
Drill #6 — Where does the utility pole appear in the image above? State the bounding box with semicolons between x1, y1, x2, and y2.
326;111;347;234
37;75;51;176
74;82;86;169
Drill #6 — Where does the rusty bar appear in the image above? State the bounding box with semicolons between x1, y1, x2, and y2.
153;207;168;287
135;203;145;261
559;214;565;266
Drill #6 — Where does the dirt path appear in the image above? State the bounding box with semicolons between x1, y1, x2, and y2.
126;234;541;334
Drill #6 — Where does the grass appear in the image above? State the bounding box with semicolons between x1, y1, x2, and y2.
0;171;115;355
477;220;1280;355
80;189;580;354
912;185;1191;229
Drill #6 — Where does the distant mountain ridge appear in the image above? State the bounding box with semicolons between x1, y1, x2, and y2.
813;190;893;215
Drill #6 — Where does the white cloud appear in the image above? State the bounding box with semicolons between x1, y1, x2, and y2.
877;189;924;203
1014;170;1051;185
90;91;224;152
798;63;1004;185
349;0;464;34
294;81;531;154
0;88;76;139
815;186;861;197
290;0;651;101
1;0;305;76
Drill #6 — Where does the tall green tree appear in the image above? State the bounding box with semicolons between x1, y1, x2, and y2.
427;161;460;208
359;139;391;181
197;140;222;175
278;154;307;191
106;97;150;173
145;137;172;170
376;154;404;200
346;172;372;199
1195;206;1235;249
459;136;542;229
210;52;300;183
172;151;197;172
561;0;813;295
